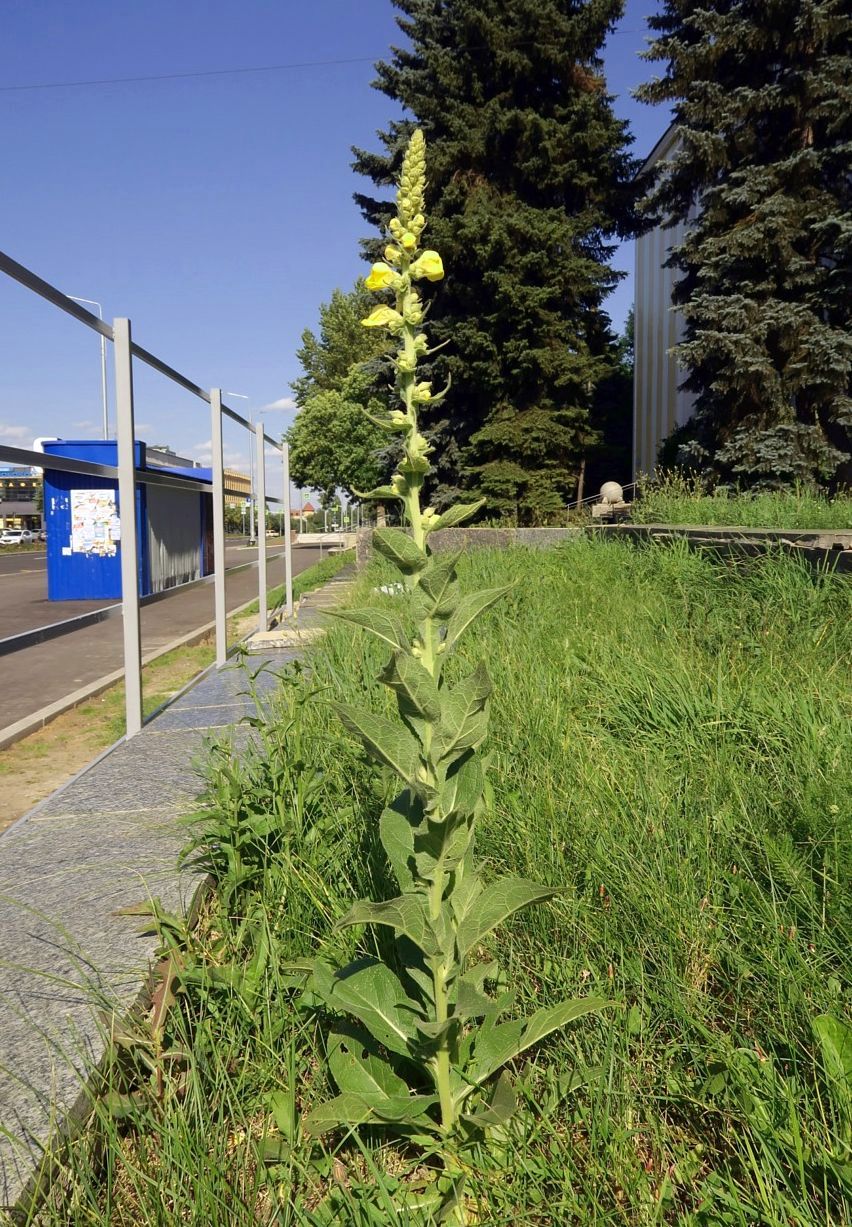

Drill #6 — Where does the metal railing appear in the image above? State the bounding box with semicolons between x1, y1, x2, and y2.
0;248;294;739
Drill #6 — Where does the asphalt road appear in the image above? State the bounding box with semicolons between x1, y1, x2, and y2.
0;538;296;639
0;542;326;733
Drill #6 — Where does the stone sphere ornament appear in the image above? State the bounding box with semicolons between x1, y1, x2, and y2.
600;481;624;505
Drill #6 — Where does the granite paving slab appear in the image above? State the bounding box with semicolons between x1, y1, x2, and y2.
0;652;293;1217
0;565;354;1216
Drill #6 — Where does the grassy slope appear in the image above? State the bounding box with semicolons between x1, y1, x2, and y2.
38;540;851;1225
630;478;852;530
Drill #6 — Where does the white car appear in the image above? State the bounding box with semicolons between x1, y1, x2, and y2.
0;528;36;545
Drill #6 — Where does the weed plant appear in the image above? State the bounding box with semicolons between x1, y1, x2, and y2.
30;537;851;1225
631;471;852;531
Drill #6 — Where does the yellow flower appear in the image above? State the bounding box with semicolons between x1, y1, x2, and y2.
400;231;417;251
361;305;403;330
410;250;444;282
365;262;396;291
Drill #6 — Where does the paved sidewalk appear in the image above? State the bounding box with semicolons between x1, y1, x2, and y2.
0;568;354;1215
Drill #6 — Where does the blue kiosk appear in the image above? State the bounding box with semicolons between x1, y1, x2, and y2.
42;439;213;601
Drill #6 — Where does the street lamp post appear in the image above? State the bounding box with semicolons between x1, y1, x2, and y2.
66;295;108;440
226;392;254;542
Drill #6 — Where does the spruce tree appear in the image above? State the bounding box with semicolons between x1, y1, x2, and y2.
638;0;852;489
353;0;638;521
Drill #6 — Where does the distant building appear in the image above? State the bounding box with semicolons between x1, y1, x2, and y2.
223;468;251;507
0;465;41;530
633;127;696;477
146;445;200;470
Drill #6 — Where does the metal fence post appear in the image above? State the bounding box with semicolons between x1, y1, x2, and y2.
113;317;143;738
210;389;227;666
282;442;294;616
255;420;267;633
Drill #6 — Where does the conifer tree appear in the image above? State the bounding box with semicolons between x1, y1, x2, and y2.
638;0;852;488
353;0;638;521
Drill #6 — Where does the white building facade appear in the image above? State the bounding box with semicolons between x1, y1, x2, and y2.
633;128;695;477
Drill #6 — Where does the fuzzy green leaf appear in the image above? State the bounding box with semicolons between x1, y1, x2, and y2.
335;704;420;784
380;651;442;723
812;1014;852;1110
303;1091;439;1136
435;664;492;762
379;790;422;890
470;998;611;1086
440;753;485;819
327;1023;409;1099
461;1071;517;1129
444;586;512;652
456;876;556;957
373;527;428;573
354;484;403;502
414;550;462;619
431;499;486;532
314;958;420;1057
327;607;409;652
339;895;440;957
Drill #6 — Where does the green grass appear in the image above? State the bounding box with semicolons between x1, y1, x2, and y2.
631;473;852;531
240;548;354;619
31;539;851;1225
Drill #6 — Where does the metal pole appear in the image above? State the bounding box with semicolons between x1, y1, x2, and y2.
66;296;109;438
210;388;227;666
113;318;143;738
100;332;109;440
248;416;256;543
282;442;294;616
255;420;267;633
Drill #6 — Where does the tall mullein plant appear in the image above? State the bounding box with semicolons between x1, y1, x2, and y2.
305;131;607;1217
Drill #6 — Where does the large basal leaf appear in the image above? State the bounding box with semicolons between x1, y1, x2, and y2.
335;704;421;783
339;895;440;958
303;1091;439;1136
444;586;513;653
431;499;486;532
327;1022;410;1099
435;664;492;762
315;958;420;1057
373;526;428;574
469;997;611;1087
327;607;409;652
456;876;556;957
379;790;422;890
813;1014;852;1113
380;651;442;723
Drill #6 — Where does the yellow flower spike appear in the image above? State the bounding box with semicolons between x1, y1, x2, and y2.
410;251;444;282
365;263;396;291
361;305;404;330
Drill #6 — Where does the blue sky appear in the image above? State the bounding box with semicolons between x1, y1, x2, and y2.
0;0;667;498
